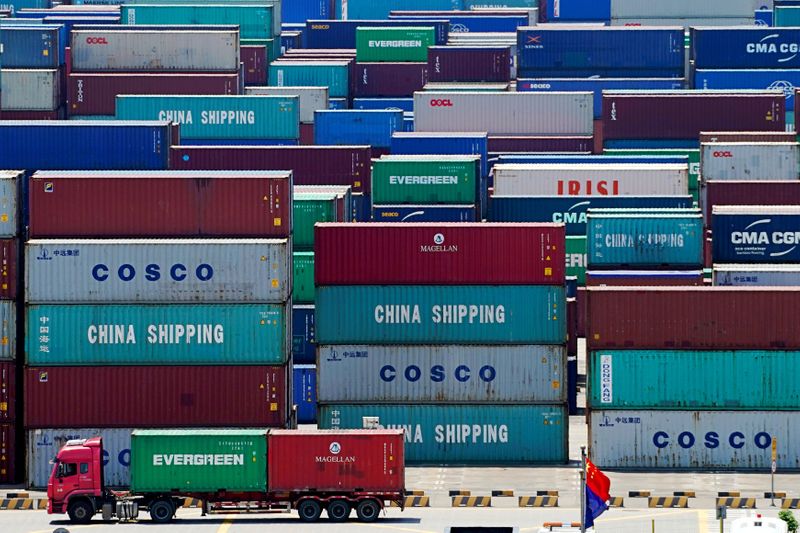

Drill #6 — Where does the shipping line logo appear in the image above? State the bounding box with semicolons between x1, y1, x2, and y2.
526;35;543;49
316;442;355;463
35;248;53;262
420;232;457;253
767;80;796;100
85;37;108;45
746;33;800;63
429;99;453;107
552;200;591;225
368;40;422;48
730;218;800;257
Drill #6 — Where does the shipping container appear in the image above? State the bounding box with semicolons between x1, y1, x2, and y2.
293;251;314;304
602;91;786;141
317;285;565;345
700;142;799;181
0;362;15;422
776;5;800;25
71;27;240;72
292;304;315;364
566;236;587;285
121;5;273;40
372;204;478;222
693;70;800;110
0;424;14;484
241;45;266;86
68;72;239;116
0;121;173;170
611;0;766;19
590;410;800;470
268;430;404;491
293;364;316;424
268;61;350;98
391;13;528;34
29;170;291;238
487;136;593;153
587;287;800;350
691;27;800;69
305;19;449;49
353;98;414;111
318;404;567;465
699;131;796;144
26;239;289;303
245;86;328;124
356;27;434;62
712;206;800;263
414;91;593;136
294;192;340;250
427;46;510;82
714;264;800;286
0;302;16;361
352;62;428;98
121;0;282;35
315;223;565;285
0;25;64;67
702;180;800;219
1;69;60;111
371;155;480;205
0;239;18;299
314;110;402;148
589;349;800;410
392;132;488;178
24;365;289;428
602;149;701;192
586;270;705;286
318;344;565;404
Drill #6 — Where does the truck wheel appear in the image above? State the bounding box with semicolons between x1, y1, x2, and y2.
356;499;380;522
67;500;94;524
149;500;175;524
297;499;322;522
326;500;350;522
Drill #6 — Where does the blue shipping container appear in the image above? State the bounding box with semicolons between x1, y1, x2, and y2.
280;31;302;53
693;69;800;109
351;193;372;222
282;0;331;24
328;98;348;110
344;0;461;21
353;98;414;112
390;14;527;33
489;196;694;236
314;110;403;149
756;9;774;26
292;305;316;365
517;27;685;78
0;121;173;170
0;25;65;67
713;207;800;263
304;19;449;49
293;364;317;424
392;132;489;178
542;0;610;21
318;403;568;464
517;78;686;118
42;16;121;34
372;204;478;222
691;27;800;69
0;0;50;15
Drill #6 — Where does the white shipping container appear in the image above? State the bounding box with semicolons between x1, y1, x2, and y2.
0;171;20;238
492;163;689;196
713;264;800;286
610;17;754;27
70;29;240;72
25;239;290;303
413;91;593;136
1;70;61;111
317;345;566;404
700;142;800;181
245;86;328;124
610;0;767;18
590;410;799;470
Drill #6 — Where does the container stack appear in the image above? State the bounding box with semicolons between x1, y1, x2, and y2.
354;26;432;99
245;86;329;144
587;287;800;471
23;170;293;488
315;223;570;464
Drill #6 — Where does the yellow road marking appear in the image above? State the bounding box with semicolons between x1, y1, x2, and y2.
216;516;234;533
698;509;709;533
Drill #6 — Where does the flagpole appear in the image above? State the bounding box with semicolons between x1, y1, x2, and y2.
580;446;586;533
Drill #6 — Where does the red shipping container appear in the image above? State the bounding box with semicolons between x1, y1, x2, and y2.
28;170;291;238
487;136;593;153
267;430;404;492
0;423;15;484
241;45;267;86
602;92;785;140
0;363;16;423
702;181;800;220
24;365;289;428
169;146;371;194
576;287;586;338
0;109;65;120
0;240;17;300
299;123;314;145
587;287;800;350
699;131;796;144
315;223;566;285
585;270;705;287
352;62;428;97
67;72;239;116
427;46;511;83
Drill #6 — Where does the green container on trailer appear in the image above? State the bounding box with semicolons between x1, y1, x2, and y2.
121;5;274;40
356;27;435;62
293;193;339;250
372;155;480;204
115;95;300;140
566;236;587;285
589;350;800;410
269;62;350;98
293;251;315;304
130;429;268;493
603;148;700;202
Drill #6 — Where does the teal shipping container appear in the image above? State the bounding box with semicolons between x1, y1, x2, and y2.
115;95;300;140
316;285;566;345
121;5;274;40
589;350;800;410
26;304;290;365
269;62;351;98
318;403;568;464
587;211;703;268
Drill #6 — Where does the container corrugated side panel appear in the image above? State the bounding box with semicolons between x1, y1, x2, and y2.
1;69;60;110
611;0;764;18
318;344;565;403
268;62;350;98
318;404;568;464
316;285;566;345
589;350;800;410
0;303;17;361
121;5;273;41
693;70;800;111
0;172;20;238
245;86;328;124
371;157;478;204
314;110;402;148
713;265;800;286
291;305;316;364
292;365;317;423
0;362;15;422
25;304;290;365
702;181;800;220
292;252;314;304
122;0;282;35
692;28;800;69
0;424;14;484
712;209;800;263
0;26;62;68
590;410;800;470
700;143;799;181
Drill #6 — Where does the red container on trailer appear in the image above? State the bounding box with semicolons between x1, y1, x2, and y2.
0;423;14;484
587;287;800;350
267;430;405;492
241;45;267;86
315;223;566;285
488;136;593;153
0;363;15;423
28;170;291;238
169;145;371;194
427;46;511;82
702;181;800;219
24;365;289;428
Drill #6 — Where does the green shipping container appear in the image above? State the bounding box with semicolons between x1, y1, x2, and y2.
318;404;568;464
775;6;800;25
25;304;290;365
293;251;315;304
356;27;435;62
294;193;338;250
115;95;299;140
316;285;566;344
566;236;587;285
121;5;274;40
269;62;350;98
372;155;480;204
589;350;800;410
603;148;700;199
131;429;268;493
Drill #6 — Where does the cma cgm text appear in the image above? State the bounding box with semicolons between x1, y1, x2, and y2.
374;304;505;324
731;231;800;245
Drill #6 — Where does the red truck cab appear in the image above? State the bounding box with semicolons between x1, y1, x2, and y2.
47;437;106;522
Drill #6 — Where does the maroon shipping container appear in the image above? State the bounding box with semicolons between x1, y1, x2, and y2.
353;62;428;97
587;287;800;350
169;146;371;193
67;72;239;116
0;363;15;424
593;119;604;154
299;123;314;145
241;45;267;86
0;108;65;120
699;131;796;144
488;136;593;153
603;92;785;140
24;365;289;428
0;240;16;300
702;181;800;220
0;423;15;484
315;223;566;285
267;430;405;492
585;270;705;286
28;170;291;238
427;46;511;83
576;286;586;338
